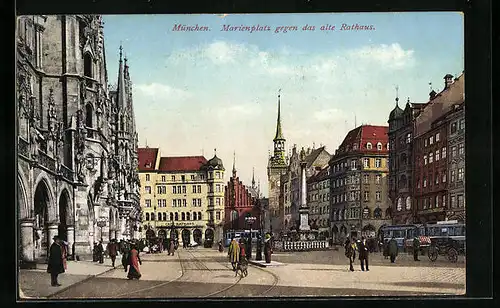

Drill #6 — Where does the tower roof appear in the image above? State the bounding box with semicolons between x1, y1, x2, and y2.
273;93;285;141
116;44;127;109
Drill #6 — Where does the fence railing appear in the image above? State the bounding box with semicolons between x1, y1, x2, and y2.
275;240;329;251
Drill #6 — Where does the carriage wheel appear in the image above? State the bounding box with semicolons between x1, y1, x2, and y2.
428;246;438;262
447;247;458;263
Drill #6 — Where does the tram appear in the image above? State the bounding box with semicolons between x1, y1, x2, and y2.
224;229;260;247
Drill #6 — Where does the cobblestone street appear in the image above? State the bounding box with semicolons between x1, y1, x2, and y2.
19;247;465;299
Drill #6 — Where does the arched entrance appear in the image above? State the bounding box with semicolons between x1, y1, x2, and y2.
58;190;71;242
146;228;155;239
205;228;214;243
362;224;376;238
182;229;190;245
193;229;202;245
170;229;178;240
34;180;52;259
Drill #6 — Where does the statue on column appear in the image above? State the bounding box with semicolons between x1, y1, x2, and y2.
29;116;40;160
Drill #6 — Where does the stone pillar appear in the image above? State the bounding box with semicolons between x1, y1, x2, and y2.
189;230;194;245
67;225;75;259
116;228;122;241
47;223;59;245
20;218;35;262
299;161;310;232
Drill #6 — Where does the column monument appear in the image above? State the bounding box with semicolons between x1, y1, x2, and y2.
298;147;315;241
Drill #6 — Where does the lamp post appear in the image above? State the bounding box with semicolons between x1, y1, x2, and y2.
97;218;106;242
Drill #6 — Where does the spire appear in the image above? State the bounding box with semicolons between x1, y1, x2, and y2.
117;44;127;109
395;85;400;107
232;151;236;177
274;89;284;141
252;167;256;188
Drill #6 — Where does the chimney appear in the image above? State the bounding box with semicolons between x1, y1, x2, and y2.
429;90;437;100
444;74;454;89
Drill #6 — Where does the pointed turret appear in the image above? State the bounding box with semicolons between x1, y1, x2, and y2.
252;167;256;188
232;151;237;178
273;92;285;141
116;44;127;110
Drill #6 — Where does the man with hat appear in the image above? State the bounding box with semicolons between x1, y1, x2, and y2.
107;239;119;268
47;235;65;287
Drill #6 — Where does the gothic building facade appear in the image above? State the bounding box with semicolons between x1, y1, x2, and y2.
17;15;140;266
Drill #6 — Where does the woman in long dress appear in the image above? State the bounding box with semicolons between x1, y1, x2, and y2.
127;244;142;280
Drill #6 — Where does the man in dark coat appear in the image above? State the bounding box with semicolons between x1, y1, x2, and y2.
357;236;369;271
107;239;119;268
47;235;65;286
246;235;253;260
344;238;356;272
388;236;399;263
97;240;104;264
413;237;421;261
264;234;272;263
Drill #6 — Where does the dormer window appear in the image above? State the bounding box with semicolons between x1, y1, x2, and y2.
83;52;92;78
366;142;372;150
353;144;358;150
377;142;382;150
387;143;390;150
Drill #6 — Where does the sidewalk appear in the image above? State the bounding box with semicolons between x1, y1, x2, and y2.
248;260;285;268
18;259;115;299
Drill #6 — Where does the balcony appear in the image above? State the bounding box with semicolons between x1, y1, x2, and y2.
18;137;29;158
60;164;74;182
38;150;56;172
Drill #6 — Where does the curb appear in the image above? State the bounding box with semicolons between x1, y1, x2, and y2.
44;266;116;299
248;260;268;268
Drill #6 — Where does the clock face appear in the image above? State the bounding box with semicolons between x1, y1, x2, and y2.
276;180;280;187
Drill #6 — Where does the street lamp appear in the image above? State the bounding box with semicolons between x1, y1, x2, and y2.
97;218;106;241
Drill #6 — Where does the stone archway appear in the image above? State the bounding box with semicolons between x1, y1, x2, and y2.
182;229;190;245
33;179;54;260
18;174;33;263
193;229;202;245
58;189;72;242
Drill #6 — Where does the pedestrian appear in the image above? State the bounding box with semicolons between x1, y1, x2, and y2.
388;236;399;263
413;237;421;261
218;240;224;253
61;240;68;271
168;238;175;256
97;240;104;264
357;236;369;271
383;240;389;259
228;237;240;271
107;239;118;268
246;235;253;260
127;244;142;280
344;237;356;272
239;238;247;260
92;242;98;262
121;242;130;272
264;234;272;264
47;235;64;287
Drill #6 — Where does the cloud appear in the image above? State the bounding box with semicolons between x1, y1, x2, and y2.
217;102;262;118
349;43;415;69
204;40;247;64
134;83;192;100
314;108;346;122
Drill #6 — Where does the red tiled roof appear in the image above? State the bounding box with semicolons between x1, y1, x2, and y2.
137;147;159;171
338;125;389;154
158;156;208;172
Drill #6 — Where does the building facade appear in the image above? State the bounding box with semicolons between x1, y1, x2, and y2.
307;166;331;239
267;94;288;235
224;160;261;233
329;125;392;243
413;74;464;224
387;96;426;224
17;15;140;265
446;102;465;222
137;148;225;245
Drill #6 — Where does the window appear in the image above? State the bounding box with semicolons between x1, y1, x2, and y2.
376;191;381;201
175;213;179;221
451;146;457;158
429;153;433;163
459;119;465;130
375;159;382;168
442;195;446;208
436;133;440;142
429;136;434;145
200;174;205;180
458;168;464;181
417;178;421;189
351;159;357;170
181;213;185;221
186;212;190;221
182;186;186;194
216;172;221;179
397;198;402;211
364;191;369;201
183;199;187;207
171;175;176;181
181;175;185;182
435;195;439;207
146;174;150;181
459;143;464;155
84;53;92;78
423;198;427;209
435;150;440;161
451;122;457;134
451;195;456;208
191;175;195;180
363;158;369;168
192;199;197;206
424;155;428;165
198;212;202;220
424;139;428;147
157;186;166;194
442;172;447;183
158;213;162;221
145;199;151;208
451;170;456;182
377;142;382;150
423;177;427;188
366;142;372;150
173;199;178;207
145;186;151;194
435;174;439;185
177;185;181;193
387;143;390;150
192;186;197;193
442;147;447;158
363;174;369;184
376;174;381;184
157;199;162;208
161;175;166;182
173;186;177;194
197;185;201;193
353;144;358;150
145;213;150;221
216;198;221;206
216;184;221;192
406;133;411;144
457;194;464;207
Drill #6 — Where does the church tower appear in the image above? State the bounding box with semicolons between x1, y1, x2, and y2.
267;92;288;234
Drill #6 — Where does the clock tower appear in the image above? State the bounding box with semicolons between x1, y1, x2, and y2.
267;92;288;234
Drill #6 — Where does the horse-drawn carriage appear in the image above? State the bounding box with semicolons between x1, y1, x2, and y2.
427;236;465;263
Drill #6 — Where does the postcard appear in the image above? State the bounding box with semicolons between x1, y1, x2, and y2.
16;12;465;299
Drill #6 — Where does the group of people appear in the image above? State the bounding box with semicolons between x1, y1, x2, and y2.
47;235;68;286
227;237;248;271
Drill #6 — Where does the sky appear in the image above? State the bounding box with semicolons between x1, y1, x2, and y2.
102;12;464;197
